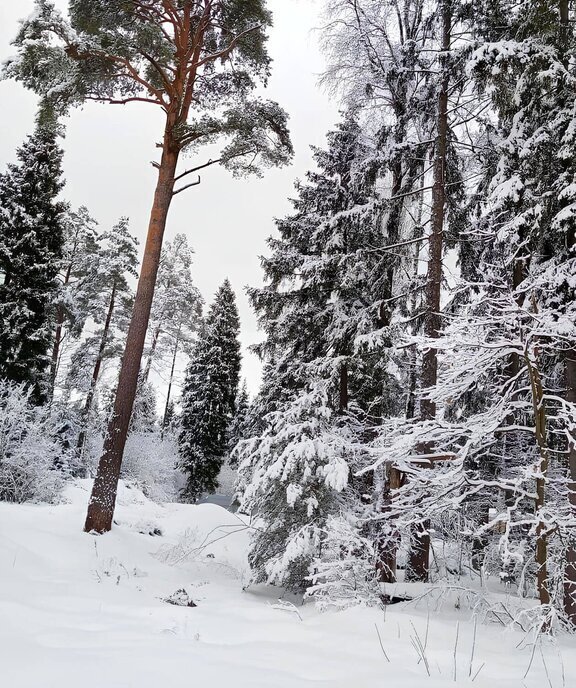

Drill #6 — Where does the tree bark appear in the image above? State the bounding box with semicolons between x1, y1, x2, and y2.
338;362;349;414
525;348;550;608
419;2;450;424
407;0;451;583
76;281;117;462
562;0;576;610
84;134;179;533
564;352;576;623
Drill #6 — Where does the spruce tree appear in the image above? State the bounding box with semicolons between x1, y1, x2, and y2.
227;380;251;466
465;0;576;621
178;280;241;501
0;115;66;403
238;114;403;591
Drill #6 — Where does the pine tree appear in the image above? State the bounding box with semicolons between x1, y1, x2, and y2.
49;205;99;392
0;114;66;403
73;218;139;457
178;280;241;501
5;0;292;532
142;233;202;383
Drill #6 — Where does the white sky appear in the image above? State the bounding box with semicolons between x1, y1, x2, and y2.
0;0;339;398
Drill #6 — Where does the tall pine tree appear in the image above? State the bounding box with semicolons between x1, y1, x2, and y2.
5;0;292;532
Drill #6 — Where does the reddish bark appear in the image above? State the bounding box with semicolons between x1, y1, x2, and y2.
84;143;179;533
83;4;217;533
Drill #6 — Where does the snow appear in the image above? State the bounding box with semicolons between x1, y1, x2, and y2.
1;481;575;688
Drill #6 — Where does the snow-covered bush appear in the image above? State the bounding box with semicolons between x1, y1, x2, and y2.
86;429;184;503
307;512;380;610
0;380;67;502
123;432;184;502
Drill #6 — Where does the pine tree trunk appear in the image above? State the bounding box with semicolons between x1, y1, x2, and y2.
407;1;451;583
84;136;179;534
76;281;117;463
161;323;181;437
377;465;402;584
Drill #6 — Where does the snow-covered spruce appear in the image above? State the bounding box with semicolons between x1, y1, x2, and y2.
178;280;241;502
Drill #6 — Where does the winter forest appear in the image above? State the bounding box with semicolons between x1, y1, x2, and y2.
1;1;576;686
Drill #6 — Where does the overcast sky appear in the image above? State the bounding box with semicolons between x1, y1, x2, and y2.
0;1;339;398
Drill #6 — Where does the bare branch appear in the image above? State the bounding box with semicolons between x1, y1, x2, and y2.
172;176;201;195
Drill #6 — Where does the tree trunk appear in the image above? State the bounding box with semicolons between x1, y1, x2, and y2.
562;0;576;613
76;281;117;462
49;262;73;395
84;134;179;534
564;352;576;623
407;1;451;583
339;362;349;413
377;465;403;584
525;348;550;608
406;171;425;420
161;323;181;437
143;325;162;383
419;2;450;424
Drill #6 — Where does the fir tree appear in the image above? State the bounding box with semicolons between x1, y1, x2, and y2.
227;380;251;467
238;114;401;590
178;280;241;501
0;114;66;403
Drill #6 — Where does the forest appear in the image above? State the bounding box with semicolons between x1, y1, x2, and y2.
1;1;576;686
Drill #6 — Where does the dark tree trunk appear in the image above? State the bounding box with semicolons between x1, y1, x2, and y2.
419;3;450;424
49;262;73;395
565;352;576;623
142;325;162;383
407;1;451;583
161;323;181;437
525;352;550;607
84;135;179;533
338;362;349;413
376;466;403;584
76;281;117;462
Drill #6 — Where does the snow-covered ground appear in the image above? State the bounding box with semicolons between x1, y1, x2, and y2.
0;482;574;688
